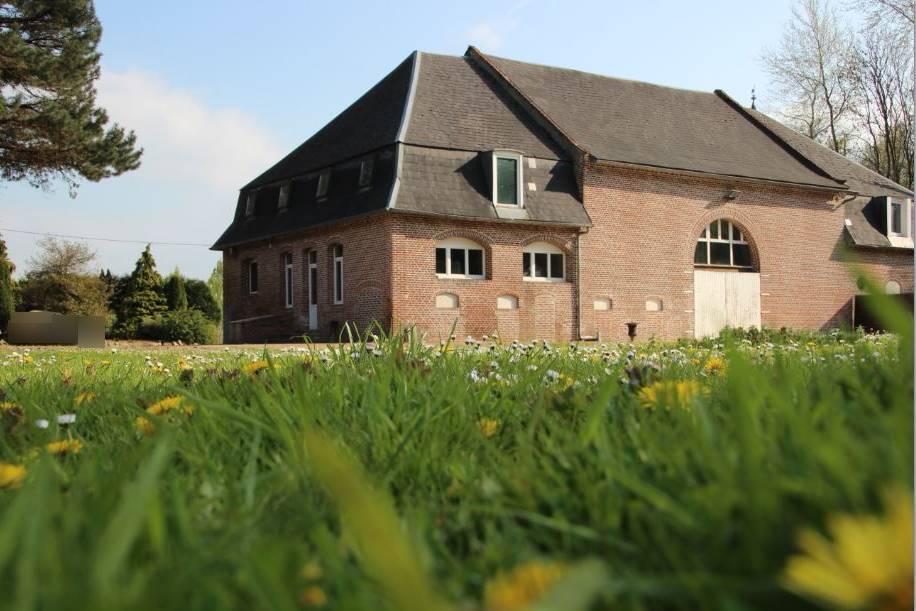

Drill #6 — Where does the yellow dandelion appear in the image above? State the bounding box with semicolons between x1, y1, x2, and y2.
146;395;194;416
478;417;500;439
484;561;568;611
0;401;18;411
46;439;83;456
638;380;704;410
299;585;327;607
243;359;270;375
22;355;33;364
0;463;26;489
704;356;727;375
74;391;96;406
301;561;323;581
134;416;155;436
783;486;913;611
98;360;112;367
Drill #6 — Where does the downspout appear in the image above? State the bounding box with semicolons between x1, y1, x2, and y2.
576;231;582;341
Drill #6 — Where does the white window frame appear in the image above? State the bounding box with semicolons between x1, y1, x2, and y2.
695;219;752;268
492;151;524;208
435;237;485;280
283;253;293;308
887;198;912;238
522;242;565;282
245;192;256;217
316;171;330;199
332;245;344;304
248;260;258;294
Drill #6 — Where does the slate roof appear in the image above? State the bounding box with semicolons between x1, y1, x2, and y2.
475;50;844;190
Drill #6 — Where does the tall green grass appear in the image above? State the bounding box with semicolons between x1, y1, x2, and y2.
0;318;910;610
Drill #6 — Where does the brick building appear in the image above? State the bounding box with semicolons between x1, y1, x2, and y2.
213;47;913;343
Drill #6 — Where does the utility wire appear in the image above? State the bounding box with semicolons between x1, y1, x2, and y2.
0;227;211;247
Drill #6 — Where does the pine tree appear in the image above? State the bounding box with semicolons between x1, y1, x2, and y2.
185;279;220;322
0;1;142;192
0;234;15;333
163;270;188;311
114;244;165;337
207;260;223;319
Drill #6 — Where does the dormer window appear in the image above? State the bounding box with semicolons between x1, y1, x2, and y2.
278;182;290;212
316;171;330;199
885;197;914;247
493;152;523;207
358;158;374;188
245;191;256;218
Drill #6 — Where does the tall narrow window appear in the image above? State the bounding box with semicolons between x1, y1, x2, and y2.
434;238;485;279
494;153;522;206
358;158;374;188
278;182;290;212
522;243;565;281
308;250;318;306
317;171;330;198
248;261;259;294
332;244;343;304
891;201;903;234
283;253;293;308
245;192;256;217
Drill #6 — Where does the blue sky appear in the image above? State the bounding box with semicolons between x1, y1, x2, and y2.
1;0;797;279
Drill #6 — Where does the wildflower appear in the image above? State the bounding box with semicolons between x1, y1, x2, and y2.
74;391;96;406
35;419;49;429
484;561;568;611
0;401;18;411
783;486;913;611
146;395;194;416
46;439;83;456
704;356;727;375
57;413;76;425
0;463;26;489
299;585;327;607
301;561;323;580
243;359;270;375
478;417;500;438
638;380;704;410
134;416;155;436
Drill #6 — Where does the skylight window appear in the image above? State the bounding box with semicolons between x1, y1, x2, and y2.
493;152;523;207
358;158;374;188
316;171;330;199
278;182;290;212
244;191;256;217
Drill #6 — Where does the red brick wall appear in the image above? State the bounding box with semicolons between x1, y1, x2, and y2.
222;213;393;343
578;162;913;341
388;214;580;342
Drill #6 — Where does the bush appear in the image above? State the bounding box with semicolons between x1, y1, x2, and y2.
136;310;216;344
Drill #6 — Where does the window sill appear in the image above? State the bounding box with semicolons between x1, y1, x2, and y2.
436;274;485;281
888;235;914;248
523;277;565;283
693;264;755;271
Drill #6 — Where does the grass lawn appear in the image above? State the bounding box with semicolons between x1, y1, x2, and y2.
0;325;911;611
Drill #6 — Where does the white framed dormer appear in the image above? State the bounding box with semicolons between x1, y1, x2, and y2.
244;191;257;218
886;197;914;248
522;242;565;282
492;151;524;208
435;237;485;280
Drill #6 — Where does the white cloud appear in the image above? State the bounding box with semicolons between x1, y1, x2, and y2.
97;69;282;191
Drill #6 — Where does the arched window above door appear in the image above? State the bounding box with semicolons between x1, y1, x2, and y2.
694;219;754;269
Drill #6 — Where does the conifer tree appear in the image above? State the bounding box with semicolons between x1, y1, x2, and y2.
163;270;188;311
0;1;142;192
114;244;165;337
0;234;15;333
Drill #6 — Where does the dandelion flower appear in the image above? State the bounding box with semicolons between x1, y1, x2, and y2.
301;561;323;580
243;360;270;375
299;585;327;607
0;463;26;489
74;391;96;406
46;439;83;456
146;395;194;416
0;401;18;411
484;561;568;611
135;416;155;436
782;487;913;611
638;380;704;410
478;417;500;439
704;356;727;375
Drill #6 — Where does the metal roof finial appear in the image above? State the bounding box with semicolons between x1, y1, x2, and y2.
751;87;757;110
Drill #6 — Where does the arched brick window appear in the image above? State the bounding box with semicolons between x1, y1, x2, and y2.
694;219;754;269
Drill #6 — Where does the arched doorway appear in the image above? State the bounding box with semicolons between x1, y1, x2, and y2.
692;219;761;338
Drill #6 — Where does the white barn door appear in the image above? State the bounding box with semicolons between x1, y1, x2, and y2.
694;270;761;338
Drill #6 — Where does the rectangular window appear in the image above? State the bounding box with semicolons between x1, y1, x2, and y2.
308;250;318;306
245;192;256;217
891;202;903;234
549;253;564;279
523;252;531;277
317;171;330;198
450;248;466;275
248;261;259;294
332;245;343;304
694;241;708;265
534;252;548;278
358;159;374;188
710;242;731;266
496;156;519;205
468;249;483;276
278;183;290;211
283;253;293;308
732;243;752;268
435;248;447;274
